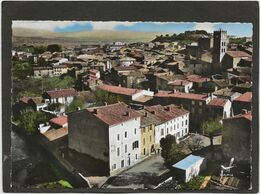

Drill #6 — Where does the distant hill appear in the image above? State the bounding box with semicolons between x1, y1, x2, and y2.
12;27;164;45
152;30;210;43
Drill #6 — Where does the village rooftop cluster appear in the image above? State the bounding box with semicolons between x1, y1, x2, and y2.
12;29;253;190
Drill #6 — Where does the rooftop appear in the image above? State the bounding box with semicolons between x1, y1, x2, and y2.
45;88;78;98
113;65;137;72
155;91;208;101
207;98;228;107
87;102;141;126
43;127;68;141
234;92;252;103
172;154;204;170
224;112;252;122
168;79;191;86
186;74;210;83
97;84;141;96
138;109;162;127
145;104;189;122
226;51;251;58
213;88;239;97
50;116;68;127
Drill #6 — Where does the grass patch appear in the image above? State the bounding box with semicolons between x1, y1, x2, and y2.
179;176;205;190
33;179;73;189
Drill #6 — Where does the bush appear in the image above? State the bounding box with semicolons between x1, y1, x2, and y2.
66;98;84;112
18;109;48;134
180;176;205;190
160;135;186;166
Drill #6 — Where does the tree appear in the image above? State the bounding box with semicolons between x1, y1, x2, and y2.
47;44;62;53
48;103;62;111
188;134;203;152
19;109;48;134
201;118;223;150
12;61;32;81
94;90;126;106
160;134;185;166
33;45;47;54
66;98;84;112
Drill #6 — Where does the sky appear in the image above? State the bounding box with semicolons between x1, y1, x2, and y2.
12;21;253;37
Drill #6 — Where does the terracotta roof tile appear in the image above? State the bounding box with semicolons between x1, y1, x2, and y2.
113;65;137;71
19;97;30;104
186;74;210;83
46;88;78;98
226;51;251;58
50;116;68;126
155;91;208;101
234;92;252;103
29;97;44;105
87;102;141;126
144;104;189;122
97;84;141;96
168;79;191;86
224;112;252;122
207;98;228;107
43;127;68;141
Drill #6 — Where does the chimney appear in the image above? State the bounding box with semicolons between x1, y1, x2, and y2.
104;102;108;106
242;109;248;114
76;107;81;111
118;84;121;87
165;106;170;111
151;110;156;114
180;104;184;109
124;111;130;116
143;111;148;117
93;109;98;114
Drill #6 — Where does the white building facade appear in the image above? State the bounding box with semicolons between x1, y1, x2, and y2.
109;117;141;174
154;112;189;145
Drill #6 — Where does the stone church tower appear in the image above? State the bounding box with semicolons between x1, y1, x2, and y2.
212;29;228;73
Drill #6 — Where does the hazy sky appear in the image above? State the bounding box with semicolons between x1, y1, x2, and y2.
12;21;253;37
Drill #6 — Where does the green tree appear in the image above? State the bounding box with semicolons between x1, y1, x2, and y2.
160;134;185;166
94;90;126;106
33;45;47;54
66;98;84;112
12;61;32;81
47;44;62;53
202;118;223;150
48;103;62;111
19;110;48;134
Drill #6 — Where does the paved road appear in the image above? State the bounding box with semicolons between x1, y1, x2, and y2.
103;155;168;189
127;155;168;175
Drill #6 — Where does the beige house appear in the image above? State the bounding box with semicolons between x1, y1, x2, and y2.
138;110;161;157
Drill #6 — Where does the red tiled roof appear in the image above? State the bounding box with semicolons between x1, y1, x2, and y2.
226;51;251;58
50;116;68;126
242;112;252;121
43;127;68;141
155;91;208;101
145;104;189;122
46;88;78;98
224;112;252;122
186;74;210;83
168;79;191;86
207;98;228;107
29;97;44;105
97;84;141;96
113;65;137;71
19;97;30;104
88;102;141;126
234;92;252;103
